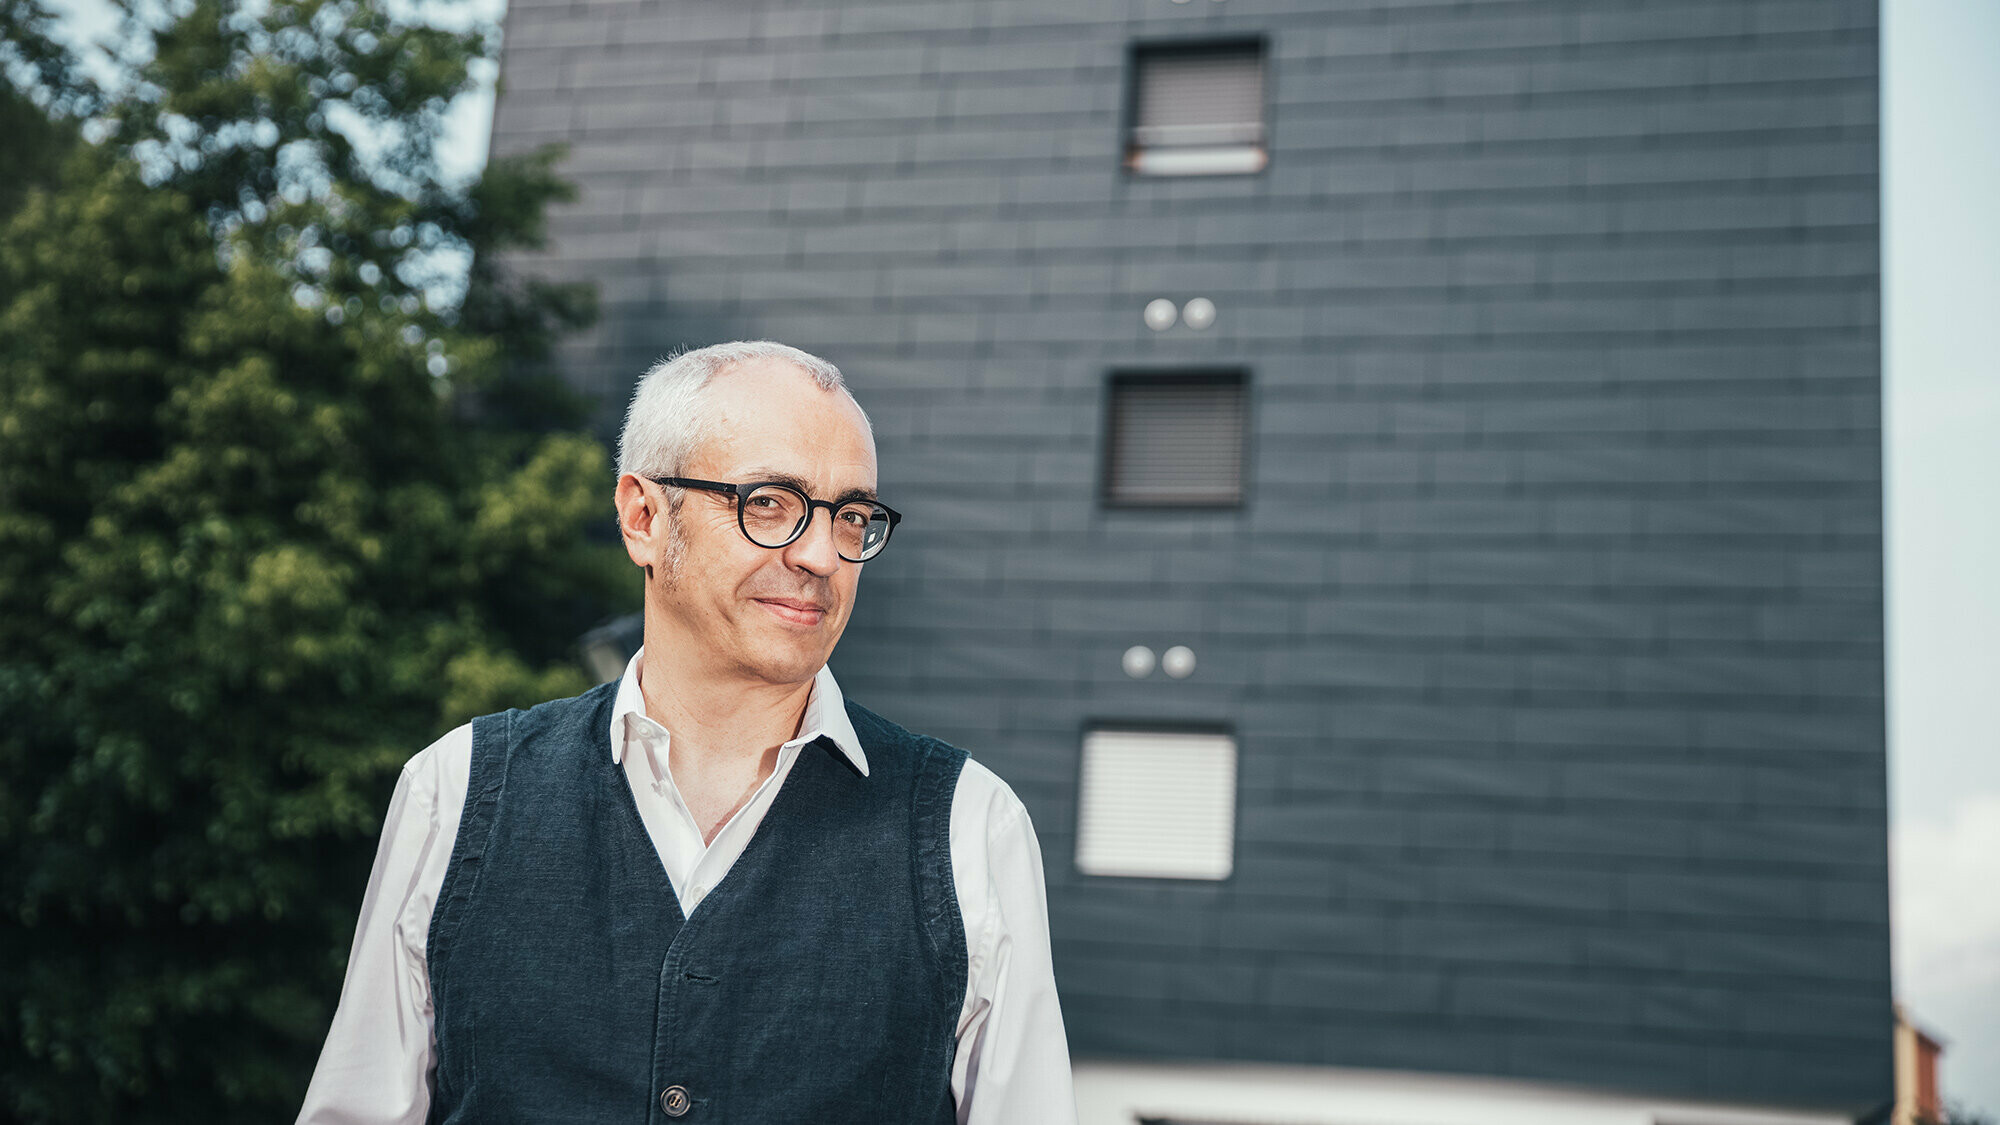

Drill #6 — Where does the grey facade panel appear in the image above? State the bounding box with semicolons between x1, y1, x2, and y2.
493;0;1888;1112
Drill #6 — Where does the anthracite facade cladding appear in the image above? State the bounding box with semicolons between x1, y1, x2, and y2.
489;0;1888;1112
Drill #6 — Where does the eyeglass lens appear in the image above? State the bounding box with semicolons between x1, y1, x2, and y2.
741;484;893;560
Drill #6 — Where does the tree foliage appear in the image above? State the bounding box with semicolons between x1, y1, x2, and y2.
0;0;91;215
0;0;626;1118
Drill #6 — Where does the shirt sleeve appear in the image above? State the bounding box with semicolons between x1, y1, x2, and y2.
296;726;468;1125
950;760;1078;1125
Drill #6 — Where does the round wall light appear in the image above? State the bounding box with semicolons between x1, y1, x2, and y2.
1181;297;1216;330
1122;645;1157;678
1162;645;1197;679
1143;298;1178;331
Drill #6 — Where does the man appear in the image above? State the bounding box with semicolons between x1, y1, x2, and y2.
298;341;1077;1124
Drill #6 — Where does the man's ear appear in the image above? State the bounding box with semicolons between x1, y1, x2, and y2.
614;474;658;579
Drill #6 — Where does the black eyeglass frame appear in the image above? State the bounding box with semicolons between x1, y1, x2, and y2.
652;476;903;562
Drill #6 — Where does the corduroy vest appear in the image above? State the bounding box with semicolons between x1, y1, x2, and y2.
425;681;967;1125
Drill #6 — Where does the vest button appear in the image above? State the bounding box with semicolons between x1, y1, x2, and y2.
661;1085;691;1117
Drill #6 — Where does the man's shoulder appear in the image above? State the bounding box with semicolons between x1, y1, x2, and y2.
505;678;621;730
405;681;619;790
397;721;474;825
455;680;623;763
837;701;1031;824
841;698;970;766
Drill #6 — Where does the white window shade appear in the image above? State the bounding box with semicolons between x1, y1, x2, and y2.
1076;729;1237;880
1128;44;1267;176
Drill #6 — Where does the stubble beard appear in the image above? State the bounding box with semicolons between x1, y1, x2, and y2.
653;509;689;590
651;509;843;681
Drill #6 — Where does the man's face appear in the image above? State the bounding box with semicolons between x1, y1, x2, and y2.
629;359;878;688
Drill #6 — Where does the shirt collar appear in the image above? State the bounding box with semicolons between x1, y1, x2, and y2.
607;646;869;777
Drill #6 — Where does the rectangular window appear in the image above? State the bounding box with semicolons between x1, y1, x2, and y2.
1075;728;1237;881
1126;40;1268;176
1102;371;1247;507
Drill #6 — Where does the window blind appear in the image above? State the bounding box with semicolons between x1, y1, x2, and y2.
1133;47;1265;146
1105;375;1247;506
1075;729;1237;881
1128;43;1267;174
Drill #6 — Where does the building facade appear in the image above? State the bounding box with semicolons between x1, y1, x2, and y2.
490;0;1889;1118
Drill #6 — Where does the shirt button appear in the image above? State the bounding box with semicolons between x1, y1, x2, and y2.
687;884;707;906
661;1085;691;1116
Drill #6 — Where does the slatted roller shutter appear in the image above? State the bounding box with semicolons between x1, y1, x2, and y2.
1105;374;1247;506
1075;729;1237;881
1128;42;1267;174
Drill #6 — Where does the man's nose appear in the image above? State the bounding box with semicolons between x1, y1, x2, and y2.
783;505;845;577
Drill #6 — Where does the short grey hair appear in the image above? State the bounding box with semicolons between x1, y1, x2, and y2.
616;340;866;482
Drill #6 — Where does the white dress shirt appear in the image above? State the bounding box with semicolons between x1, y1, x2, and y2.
297;650;1076;1125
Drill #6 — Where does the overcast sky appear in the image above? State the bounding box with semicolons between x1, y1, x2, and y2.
1883;0;2000;1110
39;0;2000;1110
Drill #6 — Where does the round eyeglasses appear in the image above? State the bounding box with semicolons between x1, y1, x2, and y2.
653;477;902;562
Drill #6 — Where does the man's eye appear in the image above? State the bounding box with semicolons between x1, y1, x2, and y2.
839;508;872;526
747;495;781;509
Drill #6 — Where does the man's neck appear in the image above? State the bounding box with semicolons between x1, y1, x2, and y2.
636;637;816;776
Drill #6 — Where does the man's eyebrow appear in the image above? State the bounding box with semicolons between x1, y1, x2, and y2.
740;469;879;504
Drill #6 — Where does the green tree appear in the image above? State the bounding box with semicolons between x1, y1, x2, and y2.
0;0;92;215
0;0;626;1119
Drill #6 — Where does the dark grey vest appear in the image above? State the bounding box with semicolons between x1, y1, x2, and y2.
425;681;968;1124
